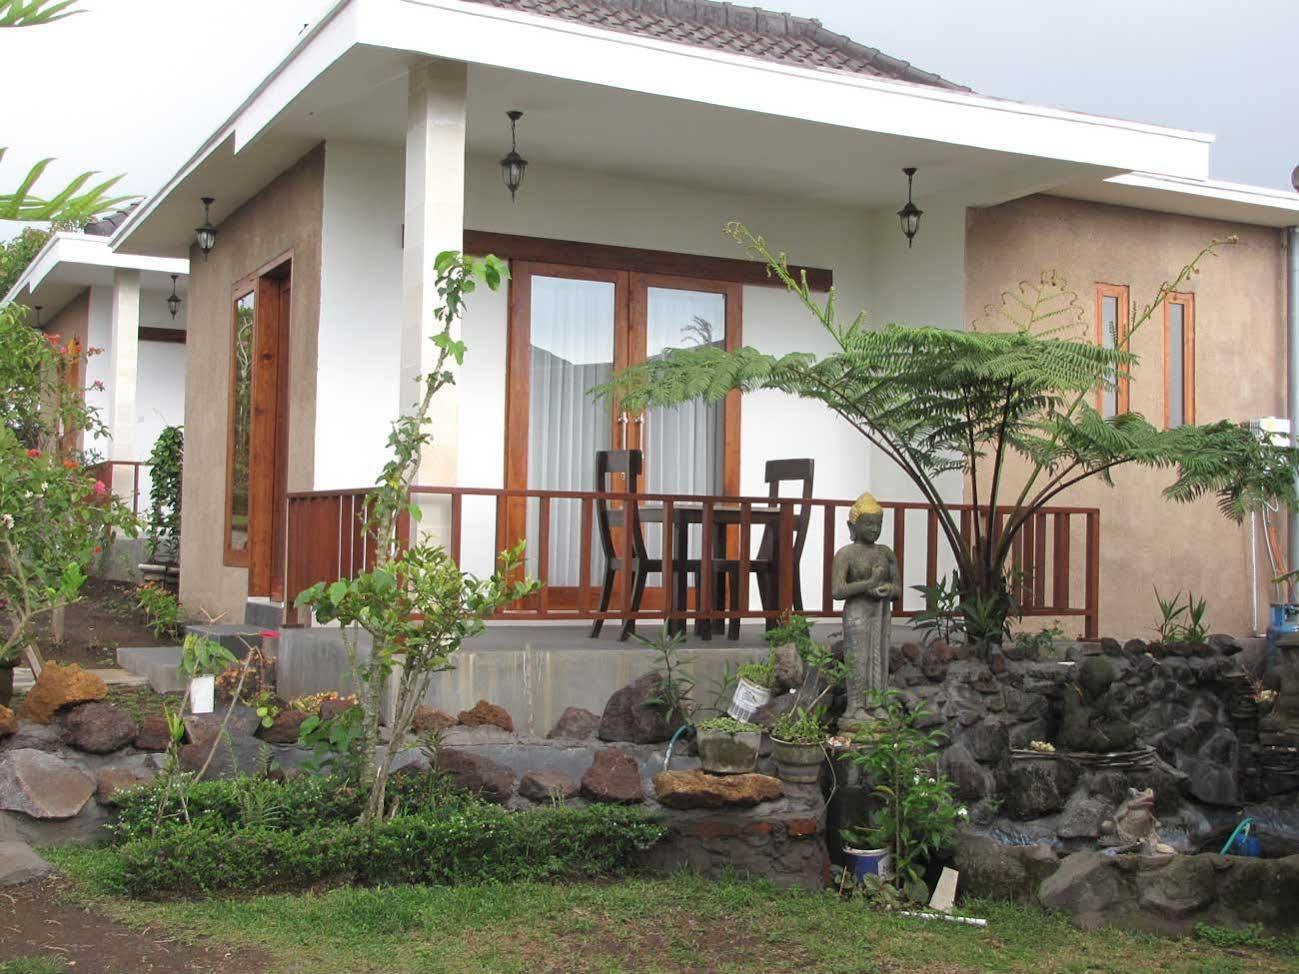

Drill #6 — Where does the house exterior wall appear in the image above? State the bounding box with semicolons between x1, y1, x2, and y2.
41;292;90;453
312;141;966;606
179;145;324;622
964;193;1288;639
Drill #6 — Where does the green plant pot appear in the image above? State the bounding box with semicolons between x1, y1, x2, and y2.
696;727;761;774
770;737;824;783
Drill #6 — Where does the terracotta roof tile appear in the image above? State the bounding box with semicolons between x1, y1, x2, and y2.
464;0;968;90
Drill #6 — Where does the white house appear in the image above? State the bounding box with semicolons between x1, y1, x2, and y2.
105;0;1299;646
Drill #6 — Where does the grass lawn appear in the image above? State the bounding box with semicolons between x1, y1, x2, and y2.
44;848;1299;974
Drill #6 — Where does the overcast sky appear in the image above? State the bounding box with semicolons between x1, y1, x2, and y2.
1;0;1296;243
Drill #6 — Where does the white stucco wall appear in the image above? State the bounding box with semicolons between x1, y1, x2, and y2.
311;142;966;601
84;284;114;460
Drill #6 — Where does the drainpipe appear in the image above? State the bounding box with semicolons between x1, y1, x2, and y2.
1289;227;1299;577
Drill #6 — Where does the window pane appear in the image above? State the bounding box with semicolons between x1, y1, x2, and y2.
526;276;616;584
1101;294;1119;418
1168;303;1185;428
228;292;254;552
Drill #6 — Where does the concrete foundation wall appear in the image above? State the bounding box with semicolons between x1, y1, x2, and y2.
965;194;1288;638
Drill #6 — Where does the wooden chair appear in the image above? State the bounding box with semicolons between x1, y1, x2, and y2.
590;450;668;641
715;458;815;639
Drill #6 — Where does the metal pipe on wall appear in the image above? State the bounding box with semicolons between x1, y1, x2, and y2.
1289;227;1299;574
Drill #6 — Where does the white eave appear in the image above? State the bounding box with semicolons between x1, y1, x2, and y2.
3;232;189;316
112;0;1220;256
1053;172;1299;228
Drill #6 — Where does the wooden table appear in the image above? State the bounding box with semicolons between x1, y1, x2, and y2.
635;502;785;638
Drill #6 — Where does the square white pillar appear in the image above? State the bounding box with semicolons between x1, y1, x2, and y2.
106;268;140;463
402;58;467;491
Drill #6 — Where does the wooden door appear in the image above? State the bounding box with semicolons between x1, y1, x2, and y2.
503;262;741;611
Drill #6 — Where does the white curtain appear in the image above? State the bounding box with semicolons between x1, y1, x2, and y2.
526;276;615;584
642;287;725;559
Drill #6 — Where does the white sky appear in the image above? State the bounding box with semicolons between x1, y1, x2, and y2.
1;0;1296;244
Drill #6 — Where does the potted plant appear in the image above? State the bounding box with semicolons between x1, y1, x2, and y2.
181;633;238;716
769;706;828;783
728;655;777;722
694;716;761;774
840;689;967;899
839;825;891;883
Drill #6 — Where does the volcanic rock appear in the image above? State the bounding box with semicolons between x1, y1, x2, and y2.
580;748;644;803
20;663;107;723
652;769;783;809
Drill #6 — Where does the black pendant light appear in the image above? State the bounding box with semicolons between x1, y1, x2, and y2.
166;274;182;319
897;167;922;248
33;304;42;327
499;110;528;201
195;197;217;260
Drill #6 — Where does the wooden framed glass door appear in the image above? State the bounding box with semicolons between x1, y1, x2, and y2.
503;261;741;610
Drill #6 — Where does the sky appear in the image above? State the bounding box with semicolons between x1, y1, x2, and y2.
1;0;1296;243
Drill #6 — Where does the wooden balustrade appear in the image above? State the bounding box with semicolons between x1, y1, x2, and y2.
283;485;1099;637
86;460;150;516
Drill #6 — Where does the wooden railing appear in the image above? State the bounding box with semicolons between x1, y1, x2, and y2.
284;486;1100;637
87;460;150;516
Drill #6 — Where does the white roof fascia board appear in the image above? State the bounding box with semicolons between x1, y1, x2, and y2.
367;0;1212;178
4;233;188;306
1106;172;1299;216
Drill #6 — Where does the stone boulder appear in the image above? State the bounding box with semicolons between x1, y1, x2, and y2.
95;764;157;806
1056;792;1110;840
412;706;458;734
20;663;107;723
773;644;805;691
598;674;673;744
457;700;514;733
1006;760;1065;819
941;742;995;801
0;840;53;887
952;831;1059;905
60;701;136;754
0;748;95;819
652;770;783;809
255;709;309;745
133;716;172;752
1037;852;1126;929
319;697;357;721
0;705;16;739
434;748;515;804
518;769;579;802
184;706;261;746
547;706;600;740
581;748;644;803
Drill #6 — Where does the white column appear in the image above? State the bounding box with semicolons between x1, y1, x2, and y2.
401;58;467;492
106;269;140;463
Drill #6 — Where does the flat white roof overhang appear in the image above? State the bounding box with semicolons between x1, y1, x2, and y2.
3;233;189;319
1053;172;1299;228
114;0;1222;257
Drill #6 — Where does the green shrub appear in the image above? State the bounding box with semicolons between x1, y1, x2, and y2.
116;803;665;897
109;771;465;843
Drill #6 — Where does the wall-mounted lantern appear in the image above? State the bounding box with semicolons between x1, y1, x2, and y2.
167;273;182;319
195;197;217;261
897;167;922;248
33;304;42;327
500;110;528;202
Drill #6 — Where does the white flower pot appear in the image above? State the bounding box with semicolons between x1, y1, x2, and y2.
845;846;892;882
189;674;215;715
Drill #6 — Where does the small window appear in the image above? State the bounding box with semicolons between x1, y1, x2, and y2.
226;289;255;562
1095;284;1130;418
1164;292;1195;428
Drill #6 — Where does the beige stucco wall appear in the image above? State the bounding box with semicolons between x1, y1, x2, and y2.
179;145;323;622
965;194;1287;639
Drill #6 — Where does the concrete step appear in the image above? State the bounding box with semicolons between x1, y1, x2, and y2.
116;646;186;693
185;623;272;659
243;598;285;629
12;666;149;693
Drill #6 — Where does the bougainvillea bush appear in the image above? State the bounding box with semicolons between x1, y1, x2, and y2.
0;304;136;664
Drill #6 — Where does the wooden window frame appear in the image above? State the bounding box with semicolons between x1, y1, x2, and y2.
1163;291;1195;428
1094;283;1131;416
224;279;256;568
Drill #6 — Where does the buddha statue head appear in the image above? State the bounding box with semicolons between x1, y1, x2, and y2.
847;491;884;544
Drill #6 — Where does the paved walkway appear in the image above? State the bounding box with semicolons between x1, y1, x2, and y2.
12;666;149;692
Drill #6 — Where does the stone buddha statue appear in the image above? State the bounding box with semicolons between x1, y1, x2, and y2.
831;492;901;725
1058;656;1138;753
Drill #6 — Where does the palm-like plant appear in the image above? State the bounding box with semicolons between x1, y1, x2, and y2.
601;223;1299;637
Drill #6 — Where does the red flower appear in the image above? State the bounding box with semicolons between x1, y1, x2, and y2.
259;630;279;639
93;480;108;496
90;381;105;392
62;459;77;470
93;546;102;554
45;333;61;345
26;448;40;458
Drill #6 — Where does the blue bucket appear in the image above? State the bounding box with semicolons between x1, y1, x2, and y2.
845;847;892;882
1231;834;1262;858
